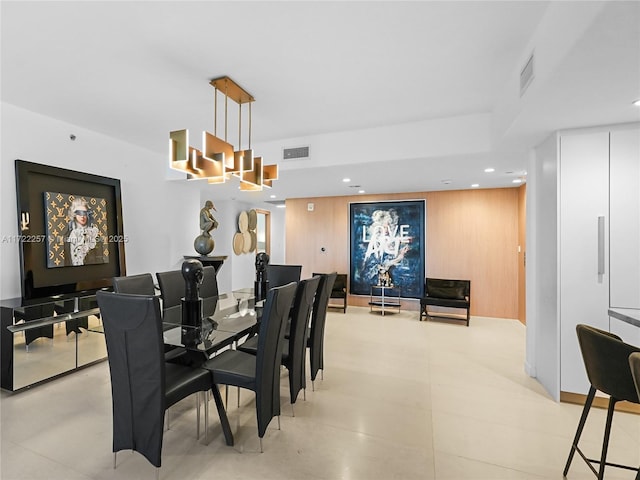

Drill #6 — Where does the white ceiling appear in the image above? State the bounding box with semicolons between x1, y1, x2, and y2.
2;1;639;203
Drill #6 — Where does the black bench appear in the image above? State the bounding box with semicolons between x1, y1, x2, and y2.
419;278;471;326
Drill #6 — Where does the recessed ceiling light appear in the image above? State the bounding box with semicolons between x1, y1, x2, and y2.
276;204;286;208
270;194;276;199
358;189;365;194
512;179;522;184
633;99;640;106
471;183;480;188
342;178;351;183
484;168;495;173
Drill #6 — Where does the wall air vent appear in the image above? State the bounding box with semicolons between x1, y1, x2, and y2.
520;52;535;97
282;146;310;160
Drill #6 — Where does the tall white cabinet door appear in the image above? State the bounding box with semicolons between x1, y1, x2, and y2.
559;131;610;395
609;127;640;309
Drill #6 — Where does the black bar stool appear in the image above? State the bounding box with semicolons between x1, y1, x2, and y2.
563;324;640;479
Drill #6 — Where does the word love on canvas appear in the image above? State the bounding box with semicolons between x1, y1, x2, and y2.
361;224;410;242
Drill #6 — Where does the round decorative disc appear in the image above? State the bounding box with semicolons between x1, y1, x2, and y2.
248;209;257;230
242;231;252;253
238;211;249;232
232;232;244;255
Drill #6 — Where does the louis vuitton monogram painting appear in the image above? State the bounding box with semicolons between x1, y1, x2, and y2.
45;192;109;267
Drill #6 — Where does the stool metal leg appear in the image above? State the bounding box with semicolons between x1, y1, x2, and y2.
563;386;596;477
597;398;617;480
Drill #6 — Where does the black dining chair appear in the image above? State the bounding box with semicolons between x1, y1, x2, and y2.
201;282;297;452
156;269;196;366
307;272;337;390
266;264;302;289
563;324;640;480
96;291;213;472
238;275;322;415
629;352;640;480
112;273;156;295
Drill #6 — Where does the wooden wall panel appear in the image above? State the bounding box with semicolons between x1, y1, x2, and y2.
518;184;527;324
286;188;521;319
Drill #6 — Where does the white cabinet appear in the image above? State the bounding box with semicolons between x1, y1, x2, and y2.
609;127;640;309
529;122;640;401
559;131;610;395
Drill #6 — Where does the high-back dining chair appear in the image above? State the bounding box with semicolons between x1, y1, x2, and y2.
266;264;302;289
155;270;183;325
112;273;156;295
238;275;322;414
307;272;337;390
201;282;297;452
629;352;640;480
563;324;640;480
96;291;213;472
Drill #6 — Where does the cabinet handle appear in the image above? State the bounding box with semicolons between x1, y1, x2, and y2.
597;216;605;275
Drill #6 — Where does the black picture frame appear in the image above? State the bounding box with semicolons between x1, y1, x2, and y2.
15;160;126;302
349;200;425;298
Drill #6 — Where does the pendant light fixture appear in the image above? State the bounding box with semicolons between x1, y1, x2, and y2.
169;76;278;190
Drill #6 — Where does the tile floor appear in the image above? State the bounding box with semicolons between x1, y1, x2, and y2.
1;307;639;480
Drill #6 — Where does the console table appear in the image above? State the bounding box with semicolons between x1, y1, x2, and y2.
183;255;227;273
1;292;107;392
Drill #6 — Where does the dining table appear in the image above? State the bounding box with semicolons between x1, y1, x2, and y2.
162;288;262;446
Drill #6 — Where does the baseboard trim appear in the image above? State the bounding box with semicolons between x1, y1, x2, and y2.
560;391;640;415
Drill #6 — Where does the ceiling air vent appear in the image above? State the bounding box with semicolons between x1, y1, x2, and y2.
520;52;535;97
282;146;310;160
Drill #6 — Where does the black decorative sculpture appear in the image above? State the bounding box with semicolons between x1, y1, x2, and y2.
254;252;270;302
181;259;204;346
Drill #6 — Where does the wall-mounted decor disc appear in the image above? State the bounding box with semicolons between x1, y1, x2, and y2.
242;231;252;253
233;232;244;255
250;231;257;252
238;211;249;232
248;209;257;230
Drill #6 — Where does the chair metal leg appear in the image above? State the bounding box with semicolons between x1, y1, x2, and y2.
321;369;323;380
259;437;263;453
311;380;315;392
563;386;596;476
277;415;281;430
303;388;306;401
113;452;117;469
291;403;295;417
204;390;209;445
237;386;240;408
225;385;229;408
196;392;201;439
597;398;617;480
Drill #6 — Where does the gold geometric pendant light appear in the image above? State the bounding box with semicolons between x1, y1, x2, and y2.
169;76;278;190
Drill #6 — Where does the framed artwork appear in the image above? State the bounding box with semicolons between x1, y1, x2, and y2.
15;160;126;300
44;192;109;268
349;200;425;298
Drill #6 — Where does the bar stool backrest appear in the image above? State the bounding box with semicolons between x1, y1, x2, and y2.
576;324;640;403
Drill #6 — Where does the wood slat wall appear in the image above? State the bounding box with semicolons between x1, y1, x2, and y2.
285;188;521;320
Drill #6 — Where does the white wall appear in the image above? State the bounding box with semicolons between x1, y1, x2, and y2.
1;102;284;299
526;132;560;401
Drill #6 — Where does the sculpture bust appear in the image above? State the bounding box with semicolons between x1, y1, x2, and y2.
255;252;269;282
181;259;204;301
